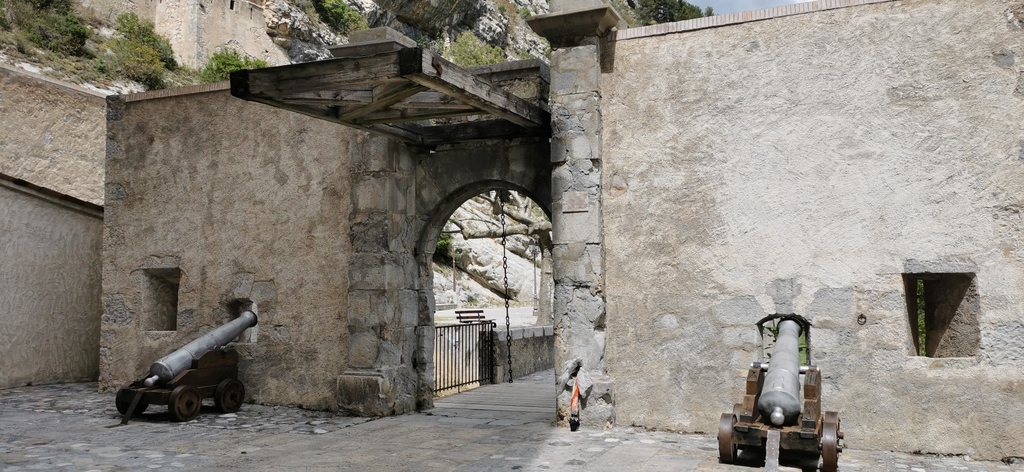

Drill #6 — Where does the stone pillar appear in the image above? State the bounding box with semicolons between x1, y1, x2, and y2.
528;4;621;428
337;136;420;416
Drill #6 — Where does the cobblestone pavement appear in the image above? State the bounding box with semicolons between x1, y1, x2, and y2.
1;371;1021;472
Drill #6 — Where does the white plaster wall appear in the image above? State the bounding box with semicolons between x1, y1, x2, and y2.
602;0;1024;459
0;65;106;205
0;182;103;388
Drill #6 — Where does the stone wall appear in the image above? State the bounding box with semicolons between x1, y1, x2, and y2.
601;0;1024;459
493;325;554;382
102;84;355;409
81;0;290;68
0;65;106;205
0;177;103;389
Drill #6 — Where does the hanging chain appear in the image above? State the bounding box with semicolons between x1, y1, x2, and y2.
499;192;513;383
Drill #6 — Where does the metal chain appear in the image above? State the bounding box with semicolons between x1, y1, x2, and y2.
499;192;513;383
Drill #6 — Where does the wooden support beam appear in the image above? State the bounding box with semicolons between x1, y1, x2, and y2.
420;119;550;146
339;83;427;121
231;49;420;98
402;49;549;129
353;108;481;125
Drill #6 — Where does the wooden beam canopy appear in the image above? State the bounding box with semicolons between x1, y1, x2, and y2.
230;44;550;147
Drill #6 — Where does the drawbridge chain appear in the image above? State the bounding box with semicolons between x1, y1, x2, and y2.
499;192;513;383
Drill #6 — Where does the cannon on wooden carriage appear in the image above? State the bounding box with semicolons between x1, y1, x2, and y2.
115;311;257;423
718;315;843;472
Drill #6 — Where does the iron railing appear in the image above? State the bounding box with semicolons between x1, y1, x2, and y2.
434;321;496;394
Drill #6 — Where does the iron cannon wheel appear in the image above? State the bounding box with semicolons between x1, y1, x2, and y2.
214;379;245;413
821;411;842;472
115;387;148;416
168;385;202;422
718;412;737;463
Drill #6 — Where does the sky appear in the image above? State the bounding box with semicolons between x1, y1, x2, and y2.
697;0;808;15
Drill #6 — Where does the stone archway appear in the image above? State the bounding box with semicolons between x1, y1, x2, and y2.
411;139;551;409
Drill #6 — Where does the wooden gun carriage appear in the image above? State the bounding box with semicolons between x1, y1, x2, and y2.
718;315;843;472
115;311;256;423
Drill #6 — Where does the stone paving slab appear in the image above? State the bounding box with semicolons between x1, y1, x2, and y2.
1;372;1022;471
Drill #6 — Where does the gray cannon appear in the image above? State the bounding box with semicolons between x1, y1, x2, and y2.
718;315;843;472
115;311;257;423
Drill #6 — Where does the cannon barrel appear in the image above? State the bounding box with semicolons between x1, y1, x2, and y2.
143;311;257;387
757;319;802;425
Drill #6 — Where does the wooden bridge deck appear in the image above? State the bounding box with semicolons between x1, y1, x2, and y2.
432;369;555;415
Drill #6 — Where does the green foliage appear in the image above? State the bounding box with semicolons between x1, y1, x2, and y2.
636;0;712;25
436;233;453;259
115;13;176;70
108;37;165;89
198;49;268;83
312;0;366;34
101;13;179;89
23;9;89;56
446;31;505;68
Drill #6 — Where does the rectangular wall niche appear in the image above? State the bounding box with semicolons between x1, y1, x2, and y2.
902;273;980;358
143;268;181;331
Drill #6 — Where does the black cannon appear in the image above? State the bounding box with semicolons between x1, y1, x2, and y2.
718;315;843;472
115;311;257;423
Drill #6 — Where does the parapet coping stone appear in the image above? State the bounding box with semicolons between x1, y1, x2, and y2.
613;0;896;41
121;81;230;103
496;326;555;340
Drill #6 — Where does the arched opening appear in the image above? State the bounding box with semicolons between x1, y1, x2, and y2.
415;180;553;403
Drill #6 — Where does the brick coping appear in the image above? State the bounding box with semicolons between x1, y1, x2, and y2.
122;81;230;102
612;0;897;41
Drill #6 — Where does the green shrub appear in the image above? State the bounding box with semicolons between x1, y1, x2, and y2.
28;0;70;12
198;49;268;83
23;10;89;56
108;37;165;89
115;13;176;70
447;31;505;68
312;0;366;34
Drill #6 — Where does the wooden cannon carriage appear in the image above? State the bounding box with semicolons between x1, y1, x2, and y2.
115;311;257;423
718;315;843;472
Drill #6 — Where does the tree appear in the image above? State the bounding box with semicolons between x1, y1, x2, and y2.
635;0;713;25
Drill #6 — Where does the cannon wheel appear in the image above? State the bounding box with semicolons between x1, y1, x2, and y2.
718;412;738;463
168;385;202;422
115;388;148;416
821;411;841;472
214;379;245;413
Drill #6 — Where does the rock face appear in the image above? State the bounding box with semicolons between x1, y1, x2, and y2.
373;0;485;32
264;0;341;63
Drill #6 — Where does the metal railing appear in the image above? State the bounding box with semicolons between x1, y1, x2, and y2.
434;321;496;395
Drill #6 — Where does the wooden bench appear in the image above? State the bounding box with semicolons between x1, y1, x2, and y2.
455;309;486;323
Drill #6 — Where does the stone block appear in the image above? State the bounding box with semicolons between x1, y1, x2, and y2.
230;272;254;301
350;253;386;290
981;320;1024;365
551;44;601;95
552;205;602;244
348;290;392;331
352;174;388;212
398;290;419;327
251;281;277;305
553;242;602;285
351;213;390;252
337;371;393;416
347;332;381;369
711;297;765;326
806;287;855;324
